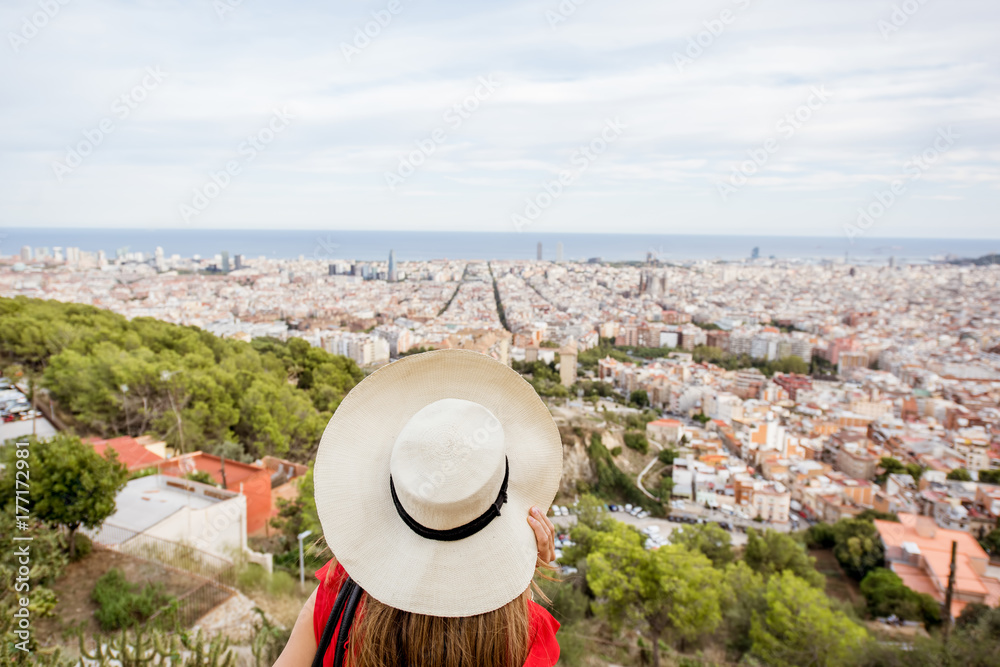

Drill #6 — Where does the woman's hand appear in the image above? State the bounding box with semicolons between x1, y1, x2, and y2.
527;506;556;565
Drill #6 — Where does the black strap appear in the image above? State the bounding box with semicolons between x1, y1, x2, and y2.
333;582;364;667
389;458;510;542
312;576;359;667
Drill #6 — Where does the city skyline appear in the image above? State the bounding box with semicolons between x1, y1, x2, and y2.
1;1;998;237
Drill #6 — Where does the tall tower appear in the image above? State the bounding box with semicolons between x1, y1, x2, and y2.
388;249;397;282
556;242;564;263
559;341;578;387
537;242;543;261
221;251;230;273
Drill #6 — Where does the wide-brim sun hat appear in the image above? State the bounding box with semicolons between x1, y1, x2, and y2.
314;349;563;617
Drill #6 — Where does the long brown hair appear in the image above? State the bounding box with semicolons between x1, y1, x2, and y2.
347;589;531;667
319;552;540;667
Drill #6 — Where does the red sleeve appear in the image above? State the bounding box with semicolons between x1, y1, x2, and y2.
524;601;561;667
312;560;348;667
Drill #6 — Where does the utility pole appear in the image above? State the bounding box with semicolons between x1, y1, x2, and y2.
943;540;958;643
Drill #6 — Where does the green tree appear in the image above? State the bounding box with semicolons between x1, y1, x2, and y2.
657;475;674;501
719;561;767;658
671;522;734;567
832;518;885;580
978;528;1000;556
804;522;837;549
657;448;677;465
629;389;649;408
978;470;1000;485
947;468;972;481
587;522;722;667
749;570;868;667
859;568;940;626
743;528;825;588
623;430;649;454
875;457;906;484
0;433;128;558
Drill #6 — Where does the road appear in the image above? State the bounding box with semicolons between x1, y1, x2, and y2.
0;415;58;442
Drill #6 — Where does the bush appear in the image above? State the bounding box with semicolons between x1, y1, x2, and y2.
91;568;175;631
804;522;836;549
623;431;649;454
184;470;218;486
860;568;941;627
610;446;622;457
658;448;677;465
69;532;93;562
537;577;589;625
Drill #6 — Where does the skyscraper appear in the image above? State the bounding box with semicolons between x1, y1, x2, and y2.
20;246;32;261
234;254;244;270
221;251;230;273
556;242;563;263
388;249;397;282
537;242;543;261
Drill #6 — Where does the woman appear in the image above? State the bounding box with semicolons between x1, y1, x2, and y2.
275;349;564;666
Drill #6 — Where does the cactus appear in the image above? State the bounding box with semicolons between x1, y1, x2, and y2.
250;607;291;667
76;625;234;666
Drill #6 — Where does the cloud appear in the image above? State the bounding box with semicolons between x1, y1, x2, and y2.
0;0;997;237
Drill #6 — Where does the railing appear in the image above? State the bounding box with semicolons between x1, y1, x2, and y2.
85;522;237;627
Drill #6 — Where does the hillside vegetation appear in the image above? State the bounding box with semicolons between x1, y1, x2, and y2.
0;296;362;461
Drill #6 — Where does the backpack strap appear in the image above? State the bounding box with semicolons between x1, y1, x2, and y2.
312;576;361;667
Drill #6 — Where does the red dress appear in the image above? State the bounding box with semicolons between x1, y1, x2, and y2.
312;561;560;667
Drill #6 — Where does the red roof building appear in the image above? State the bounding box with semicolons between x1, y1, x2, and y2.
159;452;272;535
875;513;1000;617
85;436;165;472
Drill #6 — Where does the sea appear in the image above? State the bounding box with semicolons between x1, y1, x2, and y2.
2;228;997;264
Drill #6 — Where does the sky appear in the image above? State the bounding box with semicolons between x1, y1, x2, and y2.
1;0;998;238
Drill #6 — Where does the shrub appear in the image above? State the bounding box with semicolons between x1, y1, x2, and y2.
610;446;623;457
69;532;93;562
804;522;836;549
623;431;649;454
91;568;175;631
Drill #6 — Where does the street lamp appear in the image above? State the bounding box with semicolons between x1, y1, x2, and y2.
297;529;313;589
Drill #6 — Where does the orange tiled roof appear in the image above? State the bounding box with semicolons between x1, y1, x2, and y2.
86;436;164;472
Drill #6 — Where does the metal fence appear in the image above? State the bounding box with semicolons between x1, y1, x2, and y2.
85;522;237;627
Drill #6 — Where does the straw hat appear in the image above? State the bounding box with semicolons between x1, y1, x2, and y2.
314;349;563;617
